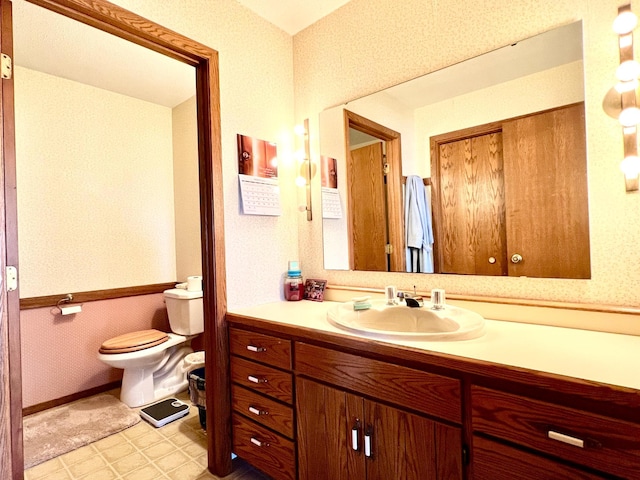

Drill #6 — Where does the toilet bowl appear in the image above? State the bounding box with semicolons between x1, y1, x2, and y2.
97;288;204;407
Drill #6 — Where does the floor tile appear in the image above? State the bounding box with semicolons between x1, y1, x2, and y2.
24;391;272;480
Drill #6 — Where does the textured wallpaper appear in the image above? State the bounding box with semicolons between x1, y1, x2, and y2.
114;0;298;309
294;0;640;308
15;66;177;297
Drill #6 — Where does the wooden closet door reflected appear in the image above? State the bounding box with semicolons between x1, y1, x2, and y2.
438;132;507;276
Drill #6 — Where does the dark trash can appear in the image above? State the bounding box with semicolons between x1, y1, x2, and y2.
188;367;206;429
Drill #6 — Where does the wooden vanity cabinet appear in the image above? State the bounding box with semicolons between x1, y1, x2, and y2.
227;317;640;480
229;327;296;480
470;385;640;479
295;342;463;480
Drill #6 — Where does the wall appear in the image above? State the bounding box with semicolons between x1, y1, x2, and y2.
14;66;177;298
294;0;640;312
112;0;298;309
20;294;169;408
172;95;202;282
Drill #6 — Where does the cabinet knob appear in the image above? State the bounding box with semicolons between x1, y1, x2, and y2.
247;375;268;384
248;405;268;416
351;419;361;451
250;437;269;448
510;253;523;264
488;257;496;264
364;425;373;458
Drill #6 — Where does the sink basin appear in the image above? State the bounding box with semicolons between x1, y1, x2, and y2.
327;299;485;341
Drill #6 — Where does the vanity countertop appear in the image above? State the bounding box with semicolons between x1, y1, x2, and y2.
228;300;640;391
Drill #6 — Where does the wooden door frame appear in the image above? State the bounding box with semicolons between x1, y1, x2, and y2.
343;109;404;272
1;1;230;478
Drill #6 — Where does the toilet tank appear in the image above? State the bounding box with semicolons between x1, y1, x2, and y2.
163;288;204;335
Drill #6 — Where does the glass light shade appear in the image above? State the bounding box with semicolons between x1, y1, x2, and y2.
616;60;640;81
295;175;307;187
619;106;640;126
615;78;639;93
613;10;638;35
620;155;640;178
294;149;306;162
294;124;306;136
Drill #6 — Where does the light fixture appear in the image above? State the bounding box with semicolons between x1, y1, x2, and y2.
613;9;638;35
295;119;313;220
604;4;640;191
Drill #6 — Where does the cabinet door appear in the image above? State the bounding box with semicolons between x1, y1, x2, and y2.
436;133;507;276
502;103;590;279
365;400;462;480
297;377;365;480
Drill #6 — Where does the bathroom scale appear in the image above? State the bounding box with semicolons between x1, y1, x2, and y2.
139;398;190;428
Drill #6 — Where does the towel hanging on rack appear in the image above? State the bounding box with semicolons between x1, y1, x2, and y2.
404;175;434;273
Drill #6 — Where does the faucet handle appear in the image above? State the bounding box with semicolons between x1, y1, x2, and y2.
431;289;446;310
384;285;397;305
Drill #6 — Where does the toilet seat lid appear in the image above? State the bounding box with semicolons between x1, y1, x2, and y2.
99;329;169;354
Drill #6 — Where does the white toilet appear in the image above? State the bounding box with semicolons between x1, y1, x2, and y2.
98;288;204;407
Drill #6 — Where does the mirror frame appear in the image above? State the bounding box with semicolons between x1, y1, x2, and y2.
2;0;229;477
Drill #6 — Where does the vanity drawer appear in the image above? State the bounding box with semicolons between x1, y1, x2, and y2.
295;342;461;423
232;413;295;480
229;327;292;370
232;384;294;438
231;356;293;404
472;436;607;480
471;385;640;479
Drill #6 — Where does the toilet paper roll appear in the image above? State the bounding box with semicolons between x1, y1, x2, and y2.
60;304;82;315
187;275;203;292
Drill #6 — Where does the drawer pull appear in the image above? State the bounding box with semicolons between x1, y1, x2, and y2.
548;430;584;448
250;437;269;448
247;375;268;384
248;405;268;416
364;425;373;458
246;345;266;353
351;419;361;451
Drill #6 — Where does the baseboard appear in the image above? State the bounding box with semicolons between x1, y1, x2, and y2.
22;381;122;416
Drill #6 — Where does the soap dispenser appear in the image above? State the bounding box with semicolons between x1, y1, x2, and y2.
284;260;303;301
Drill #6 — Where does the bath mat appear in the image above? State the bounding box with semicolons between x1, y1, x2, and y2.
23;393;140;469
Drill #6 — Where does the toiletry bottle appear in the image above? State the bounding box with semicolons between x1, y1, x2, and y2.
284;261;303;301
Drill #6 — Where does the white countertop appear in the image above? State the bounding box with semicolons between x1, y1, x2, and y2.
228;300;640;391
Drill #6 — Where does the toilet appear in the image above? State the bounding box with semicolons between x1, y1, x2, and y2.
98;288;204;408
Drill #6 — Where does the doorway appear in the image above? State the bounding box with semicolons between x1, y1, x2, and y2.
0;1;228;479
344;109;404;272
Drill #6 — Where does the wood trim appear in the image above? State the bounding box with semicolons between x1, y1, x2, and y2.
4;0;230;477
1;0;23;477
22;380;121;416
19;282;177;310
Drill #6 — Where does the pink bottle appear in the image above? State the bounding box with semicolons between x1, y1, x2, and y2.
284;261;303;301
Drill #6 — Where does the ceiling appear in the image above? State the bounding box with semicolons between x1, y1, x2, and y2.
236;0;352;35
13;1;581;112
13;0;352;108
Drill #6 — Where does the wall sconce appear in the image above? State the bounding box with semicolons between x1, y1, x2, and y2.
603;4;640;191
294;118;315;220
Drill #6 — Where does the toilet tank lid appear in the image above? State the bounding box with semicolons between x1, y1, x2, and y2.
164;288;203;299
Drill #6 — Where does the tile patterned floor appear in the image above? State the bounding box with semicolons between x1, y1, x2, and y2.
24;391;271;480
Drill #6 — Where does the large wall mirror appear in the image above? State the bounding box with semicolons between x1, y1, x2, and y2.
320;21;590;280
